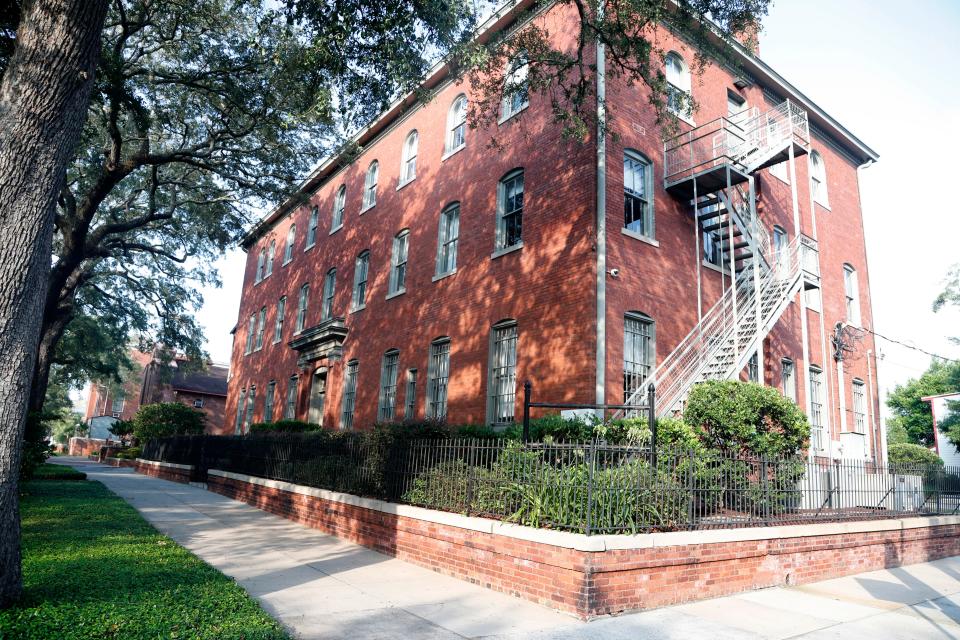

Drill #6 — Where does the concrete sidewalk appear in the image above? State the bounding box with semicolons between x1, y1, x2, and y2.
56;457;960;639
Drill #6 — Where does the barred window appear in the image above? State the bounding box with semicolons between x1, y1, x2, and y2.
624;151;653;237
264;380;276;423
446;94;467;152
496;169;523;251
362;161;378;210
306;205;319;248
283;224;296;264
244;313;256;354
235;389;246;434
427;339;450;419
244;386;256;432
274;296;286;343
389;230;409;295
255;306;266;351
488;321;518;425
404;369;418;419
623;313;654;403
321;268;336;321
852;379;866;433
284;376;298;419
352;251;369;310
296;283;309;333
332;185;346;230
436;203;460;276
781;358;796;402
809;366;824;450
266;241;275;277
400;131;418;185
340;360;358;430
378;350;400;421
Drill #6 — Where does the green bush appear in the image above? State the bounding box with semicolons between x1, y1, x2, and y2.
888;442;943;467
113;446;142;460
249;419;323;434
108;418;135;445
132;403;205;442
683;379;809;457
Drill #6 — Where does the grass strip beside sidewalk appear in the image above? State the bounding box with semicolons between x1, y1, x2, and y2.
0;471;289;639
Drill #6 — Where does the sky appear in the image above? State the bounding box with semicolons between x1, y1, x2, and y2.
192;0;960;423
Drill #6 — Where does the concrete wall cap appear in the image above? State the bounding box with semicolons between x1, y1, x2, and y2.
135;458;193;471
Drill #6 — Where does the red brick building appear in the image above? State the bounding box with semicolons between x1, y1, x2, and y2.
226;1;883;461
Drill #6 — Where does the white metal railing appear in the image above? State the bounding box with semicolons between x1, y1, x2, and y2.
664;100;810;184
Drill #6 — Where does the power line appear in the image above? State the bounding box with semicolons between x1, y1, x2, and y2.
860;326;960;364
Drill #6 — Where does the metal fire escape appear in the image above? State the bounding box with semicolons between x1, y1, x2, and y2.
623;100;821;417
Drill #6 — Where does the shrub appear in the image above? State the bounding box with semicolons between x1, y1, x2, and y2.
888;442;943;467
132;403;205;442
108;419;135;445
683;379;809;457
249;419;322;434
113;446;142;460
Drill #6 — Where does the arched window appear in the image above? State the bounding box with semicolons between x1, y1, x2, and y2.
446;94;467;153
427;337;451;419
665;52;691;118
400;131;418;185
332;185;346;230
843;263;860;325
306;205;319;248
255;250;265;283
265;240;275;277
496;169;524;251
810;151;828;207
623;312;654;403
255;306;266;351
389;230;409;296
488;319;518;425
378;349;400;421
624;150;654;238
501;54;529;120
295;282;309;333
321;268;336;321
352;250;370;310
435;202;460;276
283;224;296;264
362;160;379;210
244;313;256;354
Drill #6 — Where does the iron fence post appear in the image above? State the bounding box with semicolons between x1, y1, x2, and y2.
585;440;596;536
687;448;696;529
522;380;532;443
761;457;770;524
466;439;477;516
647;383;657;468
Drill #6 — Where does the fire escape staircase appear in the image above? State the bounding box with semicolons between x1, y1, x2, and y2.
620;100;818;418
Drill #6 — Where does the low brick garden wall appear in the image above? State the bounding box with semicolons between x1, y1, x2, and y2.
205;469;960;619
102;457;136;469
68;437;110;458
134;458;194;483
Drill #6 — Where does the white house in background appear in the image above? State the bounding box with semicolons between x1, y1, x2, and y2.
924;391;960;468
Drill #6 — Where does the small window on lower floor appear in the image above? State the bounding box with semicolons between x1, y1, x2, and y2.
488;321;518;425
404;369;418;420
340;360;359;430
781;358;796;403
852;378;866;434
427;339;451;419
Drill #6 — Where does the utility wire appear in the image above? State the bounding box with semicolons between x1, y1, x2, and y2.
860;326;960;364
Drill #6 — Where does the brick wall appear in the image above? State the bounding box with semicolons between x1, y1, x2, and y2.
134;459;194;483
206;470;960;619
68;437;109;457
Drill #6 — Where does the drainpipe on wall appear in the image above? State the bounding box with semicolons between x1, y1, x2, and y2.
595;27;607;408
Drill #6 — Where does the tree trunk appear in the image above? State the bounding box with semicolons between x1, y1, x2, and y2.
27;306;72;416
0;0;107;607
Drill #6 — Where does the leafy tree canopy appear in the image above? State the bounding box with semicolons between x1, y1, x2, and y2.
886;359;960;447
887;442;943;468
132;403;205;441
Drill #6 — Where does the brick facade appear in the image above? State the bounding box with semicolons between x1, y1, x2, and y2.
226;1;882;461
207;469;960;619
133;458;194;483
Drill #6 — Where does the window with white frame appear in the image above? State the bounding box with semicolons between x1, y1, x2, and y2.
193;398;203;409
255;306;266;350
446;94;467;153
843;263;861;326
665;52;691;119
340;360;358;429
285;376;298;419
255;250;265;283
809;366;824;450
389;230;409;295
244;313;256;354
488;321;518;425
264;380;276;422
111;393;125;417
321;268;336;321
400;131;418;185
362;161;378;210
747;351;759;383
852;378;866;433
274;296;286;343
496;169;523;251
266;241;275;277
624;150;654;237
306;205;319;248
244;385;256;432
727;90;746;118
623;313;654;403
352;251;369;309
810;151;828;207
332;185;346;230
235;389;246;433
378;350;400;421
781;358;796;403
296;283;309;333
501;54;529;120
404;369;418;419
773;225;788;266
436;203;460;276
283;224;296;264
427;338;450;419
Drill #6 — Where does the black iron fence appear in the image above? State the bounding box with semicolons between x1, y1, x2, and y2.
140;433;960;535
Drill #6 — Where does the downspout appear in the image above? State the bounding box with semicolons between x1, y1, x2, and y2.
595;24;607;408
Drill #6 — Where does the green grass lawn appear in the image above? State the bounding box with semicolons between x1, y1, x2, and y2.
0;471;289;639
31;462;87;480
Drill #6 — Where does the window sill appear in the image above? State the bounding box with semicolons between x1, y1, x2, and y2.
441;145;465;162
621;228;659;247
668;110;696;127
814;199;831;212
329;224;343;236
432;268;457;282
702;260;732;276
491;243;523;260
498;102;529;126
396;178;415;192
350;304;366;314
304;243;315;252
359;203;375;215
385;289;406;301
282;259;292;267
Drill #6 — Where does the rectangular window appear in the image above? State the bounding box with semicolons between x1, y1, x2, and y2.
340;361;358;430
321;270;336;321
264;380;276;422
727;90;746;118
193;398;204;409
624;153;653;237
747;351;759;383
489;323;518;425
389;232;409;295
255;307;266;351
306;206;318;248
436;204;460;276
274;297;286;343
844;266;861;326
852;379;866;433
496;171;523;251
809;367;824;450
332;187;345;230
284;376;298;419
427;340;451;419
296;284;309;333
352;253;369;310
244;386;256;432
111;394;125;416
404;369;418;420
623;314;654;403
244;313;256;354
781;358;796;403
703;229;725;268
501;55;529;120
235;389;246;434
378;351;400;422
